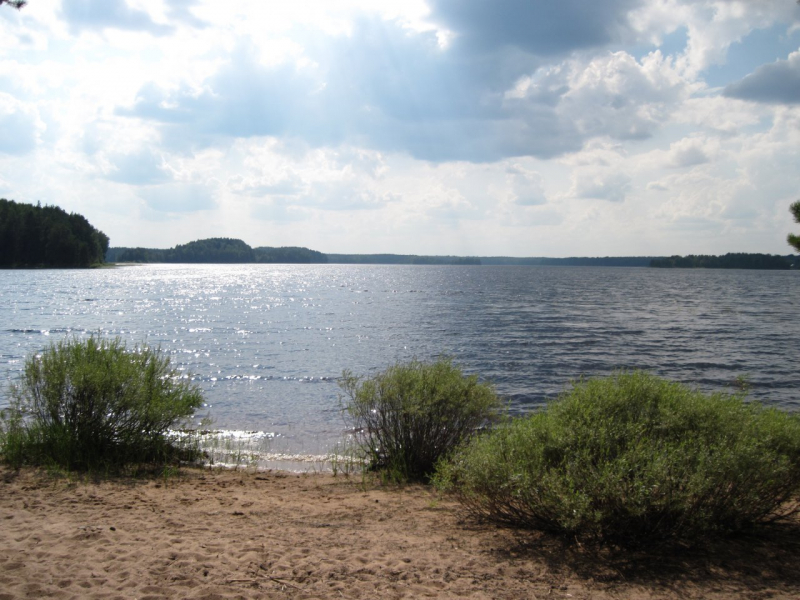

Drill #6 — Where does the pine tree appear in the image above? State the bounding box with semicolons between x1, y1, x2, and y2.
789;201;800;253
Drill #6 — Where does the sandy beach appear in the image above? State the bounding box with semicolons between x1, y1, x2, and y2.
1;465;799;600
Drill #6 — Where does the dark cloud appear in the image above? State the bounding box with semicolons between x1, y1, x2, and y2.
61;0;173;35
723;52;800;105
116;24;582;162
428;0;641;56
114;4;671;163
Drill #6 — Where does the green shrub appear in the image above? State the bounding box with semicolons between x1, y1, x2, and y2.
1;337;204;470
434;371;800;544
340;358;501;482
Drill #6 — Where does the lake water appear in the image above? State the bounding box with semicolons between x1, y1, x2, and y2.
1;264;799;465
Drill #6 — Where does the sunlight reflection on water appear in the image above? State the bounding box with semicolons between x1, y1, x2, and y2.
1;264;799;456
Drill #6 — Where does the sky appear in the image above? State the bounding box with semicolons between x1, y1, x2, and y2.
1;0;799;257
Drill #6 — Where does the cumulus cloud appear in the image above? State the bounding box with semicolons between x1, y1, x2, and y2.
108;8;648;162
506;165;547;205
302;182;398;211
572;170;631;203
559;51;688;140
117;16;694;164
631;0;800;77
3;0;799;254
138;182;215;213
226;146;398;213
61;0;173;35
668;137;711;168
503;50;689;159
723;51;800;104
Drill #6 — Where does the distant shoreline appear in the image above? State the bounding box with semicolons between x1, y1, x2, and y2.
104;243;798;270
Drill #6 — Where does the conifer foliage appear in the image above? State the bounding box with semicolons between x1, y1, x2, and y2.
789;201;800;253
0;199;109;268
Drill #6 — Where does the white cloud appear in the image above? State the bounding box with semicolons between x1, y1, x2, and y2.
572;170;632;203
0;0;798;255
138;182;216;214
632;0;799;77
560;51;689;139
106;148;172;184
667;136;713;167
506;165;547;206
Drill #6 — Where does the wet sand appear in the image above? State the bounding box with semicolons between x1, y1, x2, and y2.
2;465;799;599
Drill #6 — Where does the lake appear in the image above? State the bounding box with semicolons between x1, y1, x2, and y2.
1;264;798;464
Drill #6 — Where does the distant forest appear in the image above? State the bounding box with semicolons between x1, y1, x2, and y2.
1;201;796;271
479;256;654;267
326;253;481;265
107;238;327;264
105;240;799;269
2;199;793;271
650;253;796;270
0;199;109;268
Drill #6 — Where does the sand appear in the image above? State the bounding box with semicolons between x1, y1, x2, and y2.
2;465;799;600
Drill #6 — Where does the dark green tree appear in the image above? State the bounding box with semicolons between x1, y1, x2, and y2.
0;1;27;9
789;200;800;253
0;199;109;268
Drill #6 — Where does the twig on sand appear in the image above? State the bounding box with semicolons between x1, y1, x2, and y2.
263;575;302;589
227;575;303;590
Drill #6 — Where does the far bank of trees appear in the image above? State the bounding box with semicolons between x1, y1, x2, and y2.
650;253;795;270
111;238;328;264
327;253;481;265
0;199;109;268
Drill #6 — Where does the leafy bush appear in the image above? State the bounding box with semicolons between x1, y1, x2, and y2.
434;371;800;544
1;337;204;470
340;358;501;482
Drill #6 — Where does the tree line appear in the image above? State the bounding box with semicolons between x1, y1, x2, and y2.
326;253;481;265
0;199;109;268
650;253;795;270
109;238;328;264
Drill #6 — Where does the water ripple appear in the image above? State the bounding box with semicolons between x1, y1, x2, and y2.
1;264;799;453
